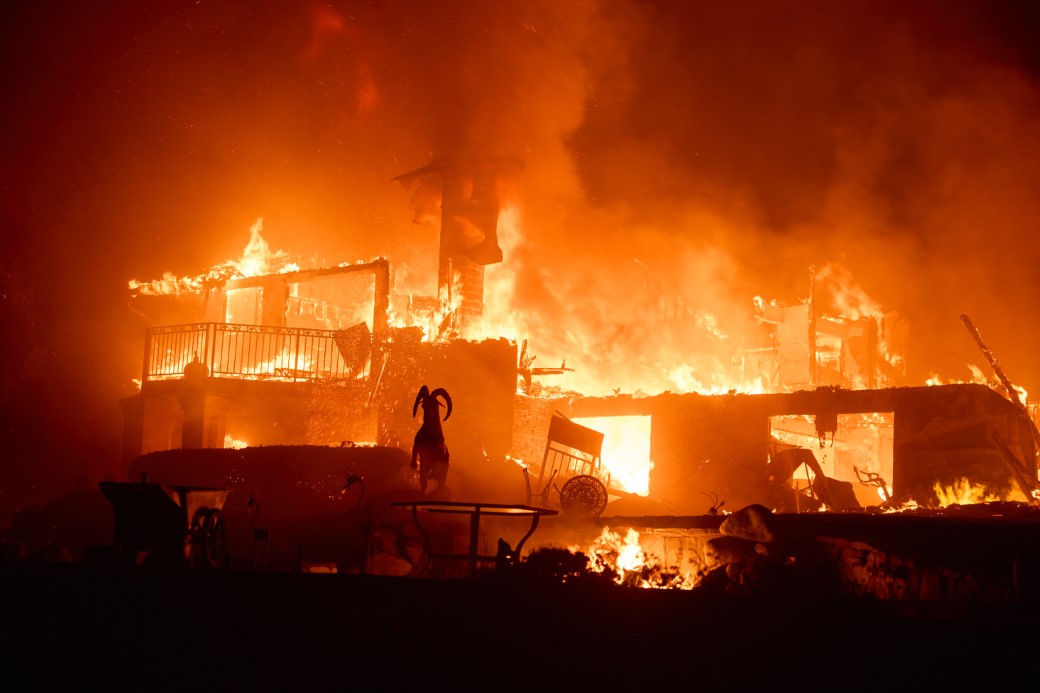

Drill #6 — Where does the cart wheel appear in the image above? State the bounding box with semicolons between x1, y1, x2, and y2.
559;475;608;517
201;508;227;569
188;508;209;567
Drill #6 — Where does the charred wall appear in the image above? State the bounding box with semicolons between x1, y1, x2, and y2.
124;334;517;474
563;383;1037;513
510;393;567;469
891;384;1038;506
647;393;774;513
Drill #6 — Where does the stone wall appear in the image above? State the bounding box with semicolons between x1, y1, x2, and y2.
376;332;518;468
509;393;566;470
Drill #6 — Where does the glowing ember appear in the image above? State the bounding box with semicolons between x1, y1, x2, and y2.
575;526;697;590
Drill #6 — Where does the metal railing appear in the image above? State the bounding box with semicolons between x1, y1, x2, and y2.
142;323;371;383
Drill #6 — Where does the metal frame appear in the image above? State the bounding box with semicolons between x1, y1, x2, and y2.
142;322;372;383
531;413;611;516
537;412;605;488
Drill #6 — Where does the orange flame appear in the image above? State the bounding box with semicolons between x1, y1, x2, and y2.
933;478;1028;506
128;213;1034;510
575;526;697;590
128;218;298;296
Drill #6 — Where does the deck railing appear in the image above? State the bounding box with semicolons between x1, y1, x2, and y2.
142;323;371;383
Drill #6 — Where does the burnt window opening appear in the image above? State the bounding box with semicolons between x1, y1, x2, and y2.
572;415;652;496
769;412;894;511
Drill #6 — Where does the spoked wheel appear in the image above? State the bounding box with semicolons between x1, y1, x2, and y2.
559;475;609;517
201;508;227;569
189;508;226;569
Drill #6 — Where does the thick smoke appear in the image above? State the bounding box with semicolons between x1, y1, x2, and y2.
329;0;1040;396
499;1;1040;396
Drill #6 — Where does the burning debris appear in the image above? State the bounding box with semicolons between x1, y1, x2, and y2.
499;526;698;590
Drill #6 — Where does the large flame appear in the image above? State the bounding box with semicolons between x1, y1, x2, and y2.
934;478;1029;506
128;218;298;296
129;212;1035;503
574;526;697;590
572;416;650;495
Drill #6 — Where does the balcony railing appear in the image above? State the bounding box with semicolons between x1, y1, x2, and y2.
142;323;372;383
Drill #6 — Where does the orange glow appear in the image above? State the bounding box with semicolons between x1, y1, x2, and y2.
134;214;1019;414
815;264;883;321
236;219;277;278
129;210;1033;509
925;368;1029;405
128;219;298;296
482;206;523;342
576;526;697;590
573;416;650;495
934;479;1028;506
303;6;345;62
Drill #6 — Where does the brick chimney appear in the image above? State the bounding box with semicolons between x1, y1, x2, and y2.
394;153;523;340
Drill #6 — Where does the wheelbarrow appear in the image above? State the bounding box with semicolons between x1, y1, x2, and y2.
524;413;612;517
99;479;231;570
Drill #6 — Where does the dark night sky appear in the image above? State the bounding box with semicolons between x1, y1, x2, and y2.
2;0;1039;520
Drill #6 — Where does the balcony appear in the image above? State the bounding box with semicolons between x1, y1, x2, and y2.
142;322;372;383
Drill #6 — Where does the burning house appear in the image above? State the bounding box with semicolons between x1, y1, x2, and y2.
121;155;528;480
121;158;1040;523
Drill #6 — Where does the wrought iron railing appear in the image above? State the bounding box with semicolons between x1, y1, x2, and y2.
142;323;372;383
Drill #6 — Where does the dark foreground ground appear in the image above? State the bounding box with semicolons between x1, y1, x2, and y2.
3;559;1038;691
